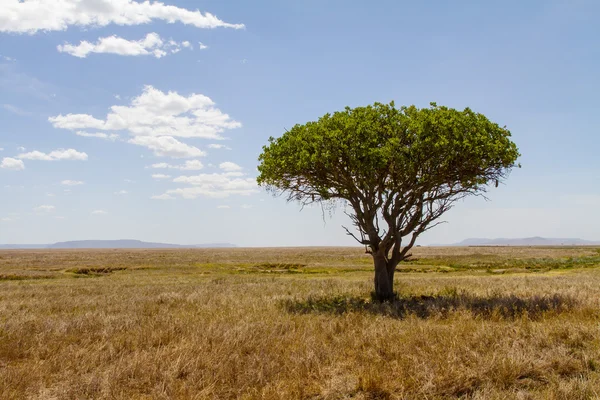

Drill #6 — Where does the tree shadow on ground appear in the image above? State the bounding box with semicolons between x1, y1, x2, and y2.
282;290;578;320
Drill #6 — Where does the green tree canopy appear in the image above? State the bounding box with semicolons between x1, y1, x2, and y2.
257;102;520;300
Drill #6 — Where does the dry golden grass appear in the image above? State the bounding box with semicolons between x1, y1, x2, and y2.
1;246;600;399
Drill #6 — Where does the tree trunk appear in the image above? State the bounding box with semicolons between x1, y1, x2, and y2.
373;253;395;302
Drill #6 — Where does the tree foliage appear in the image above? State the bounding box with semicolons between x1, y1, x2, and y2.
257;102;520;299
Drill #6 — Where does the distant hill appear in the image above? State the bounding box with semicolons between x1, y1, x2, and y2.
0;240;237;249
442;237;600;247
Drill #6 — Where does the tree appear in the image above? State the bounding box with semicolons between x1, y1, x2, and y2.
257;102;520;301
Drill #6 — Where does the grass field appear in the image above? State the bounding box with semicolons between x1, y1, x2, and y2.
2;246;600;399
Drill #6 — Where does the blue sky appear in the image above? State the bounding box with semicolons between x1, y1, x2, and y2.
0;0;599;246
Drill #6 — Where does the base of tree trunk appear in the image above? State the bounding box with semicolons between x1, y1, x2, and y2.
371;291;397;303
373;254;397;302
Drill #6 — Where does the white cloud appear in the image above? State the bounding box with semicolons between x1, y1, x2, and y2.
0;148;3;151
182;160;204;170
51;114;105;130
17;146;26;151
219;161;242;172
1;55;16;62
1;157;25;170
150;159;203;170
198;42;208;50
54;216;65;220
91;210;108;215
129;136;205;158
151;193;175;200
114;190;128;195
217;205;230;209
208;143;231;150
34;205;55;213
50;85;241;140
47;193;55;197
18;149;88;161
0;0;245;34
76;131;120;141
164;172;257;198
152;173;171;179
241;204;253;209
61;180;84;186
58;33;192;58
50;86;241;159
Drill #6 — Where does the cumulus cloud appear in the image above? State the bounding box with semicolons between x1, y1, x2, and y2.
17;149;88;161
219;161;242;172
50;85;240;139
241;204;253;209
217;205;230;209
34;205;55;212
58;33;191;58
76;131;120;141
1;157;25;170
91;210;108;215
50;85;240;158
150;160;203;170
61;180;84;186
129;136;204;158
152;174;171;179
163;172;257;199
0;0;245;34
114;190;128;195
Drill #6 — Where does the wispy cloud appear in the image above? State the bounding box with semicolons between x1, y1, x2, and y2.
18;149;88;161
2;103;31;116
34;205;55;213
151;194;175;200
0;63;55;101
76;131;120;141
58;33;193;59
1;0;245;34
208;144;232;150
61;180;84;186
150;160;203;171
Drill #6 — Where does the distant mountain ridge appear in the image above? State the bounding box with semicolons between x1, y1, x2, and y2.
0;240;237;249
444;237;600;247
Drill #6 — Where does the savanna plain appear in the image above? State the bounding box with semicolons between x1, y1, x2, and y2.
2;246;600;399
